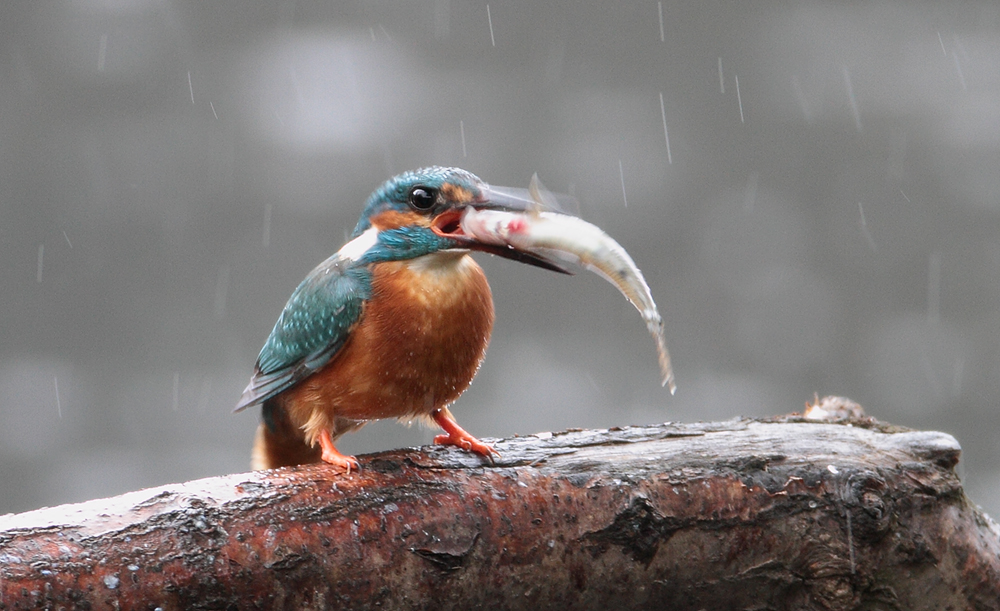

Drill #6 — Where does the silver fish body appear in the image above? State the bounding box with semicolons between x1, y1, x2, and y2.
460;207;676;393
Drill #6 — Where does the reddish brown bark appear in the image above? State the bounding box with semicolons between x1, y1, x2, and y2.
0;417;998;610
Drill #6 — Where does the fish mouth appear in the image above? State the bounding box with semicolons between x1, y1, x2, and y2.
431;207;570;274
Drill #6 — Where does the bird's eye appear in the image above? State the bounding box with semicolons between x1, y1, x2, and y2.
408;186;437;211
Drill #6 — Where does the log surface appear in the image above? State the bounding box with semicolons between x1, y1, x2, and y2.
1;417;998;610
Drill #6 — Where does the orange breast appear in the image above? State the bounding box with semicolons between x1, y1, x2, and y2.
278;251;495;445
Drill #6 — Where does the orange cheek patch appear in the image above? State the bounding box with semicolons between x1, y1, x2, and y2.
440;183;473;203
370;209;429;230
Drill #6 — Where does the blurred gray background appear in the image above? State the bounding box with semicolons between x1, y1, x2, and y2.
2;1;999;517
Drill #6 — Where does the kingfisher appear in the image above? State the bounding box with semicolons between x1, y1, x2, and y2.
235;166;569;471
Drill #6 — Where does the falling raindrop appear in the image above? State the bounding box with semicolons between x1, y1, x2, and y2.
210;101;218;120
937;31;946;56
843;67;862;132
54;376;62;419
658;2;665;42
172;372;180;411
734;74;745;123
98;34;107;72
659;92;672;164
36;244;44;283
62;231;72;249
717;57;724;93
858;202;876;252
187;71;195;104
618;160;628;207
927;251;941;325
460;120;467;158
486;5;496;47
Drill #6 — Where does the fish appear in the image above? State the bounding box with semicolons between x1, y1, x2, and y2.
460;201;676;393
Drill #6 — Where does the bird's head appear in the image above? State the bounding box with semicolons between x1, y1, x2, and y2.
344;166;566;272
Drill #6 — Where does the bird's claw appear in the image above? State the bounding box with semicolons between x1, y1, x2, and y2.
319;429;360;474
429;408;498;463
433;433;470;450
321;448;360;474
433;431;499;463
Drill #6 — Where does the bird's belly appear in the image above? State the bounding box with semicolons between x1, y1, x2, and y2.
281;252;495;426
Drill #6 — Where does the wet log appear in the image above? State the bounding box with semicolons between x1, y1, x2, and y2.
1;417;998;611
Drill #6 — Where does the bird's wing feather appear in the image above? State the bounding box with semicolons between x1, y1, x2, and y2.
234;258;371;412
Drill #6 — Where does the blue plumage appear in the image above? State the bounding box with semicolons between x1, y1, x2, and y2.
235;258;371;412
365;226;458;263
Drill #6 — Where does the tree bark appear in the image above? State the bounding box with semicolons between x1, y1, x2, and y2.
0;417;997;611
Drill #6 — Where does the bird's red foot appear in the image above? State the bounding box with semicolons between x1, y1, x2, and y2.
318;429;360;473
432;408;499;461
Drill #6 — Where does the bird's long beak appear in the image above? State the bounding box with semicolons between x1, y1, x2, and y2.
430;186;571;274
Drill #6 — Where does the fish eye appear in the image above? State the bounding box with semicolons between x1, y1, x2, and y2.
408;186;437;211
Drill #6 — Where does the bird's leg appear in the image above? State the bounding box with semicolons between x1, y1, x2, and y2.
432;407;498;460
318;429;360;473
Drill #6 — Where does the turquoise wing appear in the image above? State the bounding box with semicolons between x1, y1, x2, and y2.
234;257;371;412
